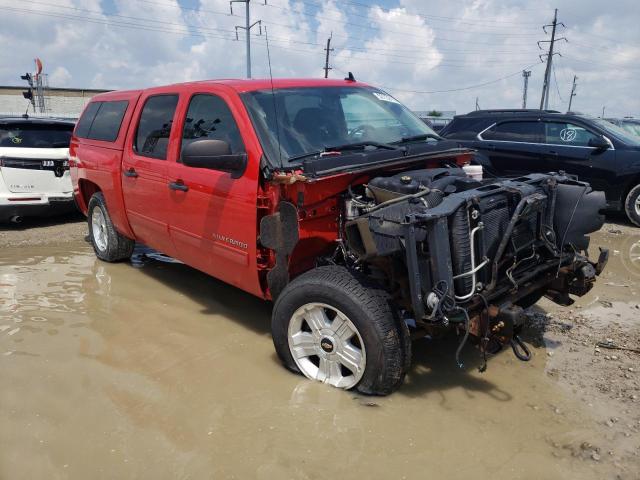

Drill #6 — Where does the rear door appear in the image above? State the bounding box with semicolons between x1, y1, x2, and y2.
121;92;179;256
541;120;616;192
166;88;261;295
476;119;548;176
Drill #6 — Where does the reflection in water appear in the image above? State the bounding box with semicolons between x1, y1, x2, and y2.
619;233;640;278
0;236;635;479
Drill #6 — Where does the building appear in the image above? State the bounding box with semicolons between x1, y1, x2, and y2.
0;85;110;119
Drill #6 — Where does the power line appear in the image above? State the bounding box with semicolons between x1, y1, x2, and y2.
4;0;239;37
359;62;543;94
259;1;543;38
0;5;238;40
552;63;564;104
266;0;545;27
7;0;540;57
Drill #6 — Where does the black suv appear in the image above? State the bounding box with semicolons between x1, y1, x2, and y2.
440;110;640;226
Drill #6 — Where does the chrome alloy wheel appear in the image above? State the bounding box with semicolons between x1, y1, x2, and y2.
635;195;640;216
288;303;366;389
91;207;108;252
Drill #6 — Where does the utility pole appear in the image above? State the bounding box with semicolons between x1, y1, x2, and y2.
475;97;480;111
522;70;531;108
231;0;264;79
323;33;333;78
538;9;566;110
567;75;578;112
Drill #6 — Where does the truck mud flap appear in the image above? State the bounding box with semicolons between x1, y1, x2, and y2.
259;201;299;299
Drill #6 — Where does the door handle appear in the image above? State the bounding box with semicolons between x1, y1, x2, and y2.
483;144;496;151
169;180;189;192
123;168;138;178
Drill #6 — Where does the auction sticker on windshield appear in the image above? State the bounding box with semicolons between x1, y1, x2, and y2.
372;92;400;104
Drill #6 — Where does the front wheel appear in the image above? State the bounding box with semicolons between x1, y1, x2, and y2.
272;266;410;395
625;184;640;227
87;192;135;262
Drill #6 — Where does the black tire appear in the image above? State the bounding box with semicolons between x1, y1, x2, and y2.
272;265;410;396
87;192;135;262
624;184;640;227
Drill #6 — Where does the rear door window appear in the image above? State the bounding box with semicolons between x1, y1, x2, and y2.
181;94;245;157
75;100;129;142
481;121;543;143
134;95;179;160
543;121;599;147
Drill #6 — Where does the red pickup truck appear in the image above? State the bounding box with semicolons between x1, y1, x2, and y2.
70;78;608;394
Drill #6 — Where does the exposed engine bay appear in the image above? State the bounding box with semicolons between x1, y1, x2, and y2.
341;167;608;368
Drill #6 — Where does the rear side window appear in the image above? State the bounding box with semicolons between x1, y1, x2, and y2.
441;118;488;139
181;94;245;156
75;102;101;138
135;95;179;160
88;101;128;141
75;100;129;142
481;121;543;143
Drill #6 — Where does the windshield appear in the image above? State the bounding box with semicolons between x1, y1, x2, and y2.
618;121;640;138
591;118;640;146
241;86;437;164
0;123;73;148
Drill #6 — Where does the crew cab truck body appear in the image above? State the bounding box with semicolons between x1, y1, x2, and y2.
71;79;608;395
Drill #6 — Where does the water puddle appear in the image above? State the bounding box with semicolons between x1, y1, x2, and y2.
1;227;638;479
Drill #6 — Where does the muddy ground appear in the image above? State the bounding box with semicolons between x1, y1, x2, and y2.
1;215;639;479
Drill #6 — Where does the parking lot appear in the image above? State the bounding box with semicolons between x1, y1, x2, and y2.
1;215;638;479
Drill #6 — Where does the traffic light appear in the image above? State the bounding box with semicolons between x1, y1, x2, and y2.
20;73;33;86
23;89;33;100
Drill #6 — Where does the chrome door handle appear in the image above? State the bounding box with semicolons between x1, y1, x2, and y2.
168;180;188;192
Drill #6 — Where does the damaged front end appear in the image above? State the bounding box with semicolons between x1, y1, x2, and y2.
343;169;608;367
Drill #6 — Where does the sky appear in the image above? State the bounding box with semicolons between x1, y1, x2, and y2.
1;0;638;117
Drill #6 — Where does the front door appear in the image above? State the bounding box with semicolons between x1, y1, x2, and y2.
541;120;617;194
166;91;260;294
121;93;179;256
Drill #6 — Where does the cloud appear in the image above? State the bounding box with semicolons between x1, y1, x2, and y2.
0;0;638;116
49;66;72;86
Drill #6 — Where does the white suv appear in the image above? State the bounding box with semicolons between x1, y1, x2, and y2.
0;116;76;223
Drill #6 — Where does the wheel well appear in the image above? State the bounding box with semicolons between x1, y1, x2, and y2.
77;179;101;213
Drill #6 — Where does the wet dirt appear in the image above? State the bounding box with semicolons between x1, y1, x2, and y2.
1;221;639;479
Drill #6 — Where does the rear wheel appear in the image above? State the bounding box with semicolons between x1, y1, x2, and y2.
87;192;134;262
625;184;640;227
272;266;409;395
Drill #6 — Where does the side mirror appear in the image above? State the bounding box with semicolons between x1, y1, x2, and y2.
181;139;247;178
588;135;610;150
